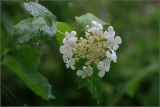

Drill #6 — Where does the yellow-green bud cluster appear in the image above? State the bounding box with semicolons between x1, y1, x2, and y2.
74;33;108;65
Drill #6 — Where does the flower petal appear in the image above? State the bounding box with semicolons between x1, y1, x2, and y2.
97;61;102;67
66;63;69;69
71;65;75;70
70;37;77;44
63;55;68;63
108;26;114;32
63;38;68;44
113;44;119;50
111;50;117;62
86;66;93;76
108;26;115;37
70;58;75;65
106;51;111;58
91;21;98;26
98;71;105;78
98;23;103;29
106;49;117;62
115;36;122;44
76;70;83;76
102;31;109;39
60;45;65;54
70;31;77;37
65;32;69;37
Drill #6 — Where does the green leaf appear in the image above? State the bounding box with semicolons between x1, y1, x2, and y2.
126;78;140;97
14;17;56;44
86;76;103;102
32;17;56;37
78;66;103;103
14;18;32;35
75;13;108;34
2;46;55;100
24;2;56;20
56;22;72;45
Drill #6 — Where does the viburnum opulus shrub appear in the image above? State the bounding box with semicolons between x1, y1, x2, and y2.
3;1;122;101
58;20;122;100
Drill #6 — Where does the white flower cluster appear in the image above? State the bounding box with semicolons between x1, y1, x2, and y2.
60;31;77;70
76;66;93;78
60;21;122;78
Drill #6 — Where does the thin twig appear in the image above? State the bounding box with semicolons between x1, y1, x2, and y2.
2;84;21;106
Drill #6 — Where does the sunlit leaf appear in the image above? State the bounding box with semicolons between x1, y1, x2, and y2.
24;2;56;20
32;17;56;37
56;22;72;45
14;17;56;44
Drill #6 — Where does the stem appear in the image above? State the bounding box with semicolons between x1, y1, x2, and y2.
2;84;20;105
57;30;65;35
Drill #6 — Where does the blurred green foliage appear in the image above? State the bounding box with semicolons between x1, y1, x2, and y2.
1;0;159;106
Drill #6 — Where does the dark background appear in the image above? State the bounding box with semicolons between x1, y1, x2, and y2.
1;0;159;106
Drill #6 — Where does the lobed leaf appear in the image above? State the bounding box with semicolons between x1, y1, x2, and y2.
75;13;108;34
24;2;56;20
14;17;56;44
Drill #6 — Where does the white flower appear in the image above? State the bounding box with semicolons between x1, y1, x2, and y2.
76;66;93;78
60;45;73;58
87;21;103;35
62;55;68;63
106;48;117;62
63;37;77;45
60;31;77;70
102;26;122;50
97;59;111;77
65;58;75;70
63;31;77;45
98;71;105;78
65;31;77;38
76;70;86;78
91;21;103;29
